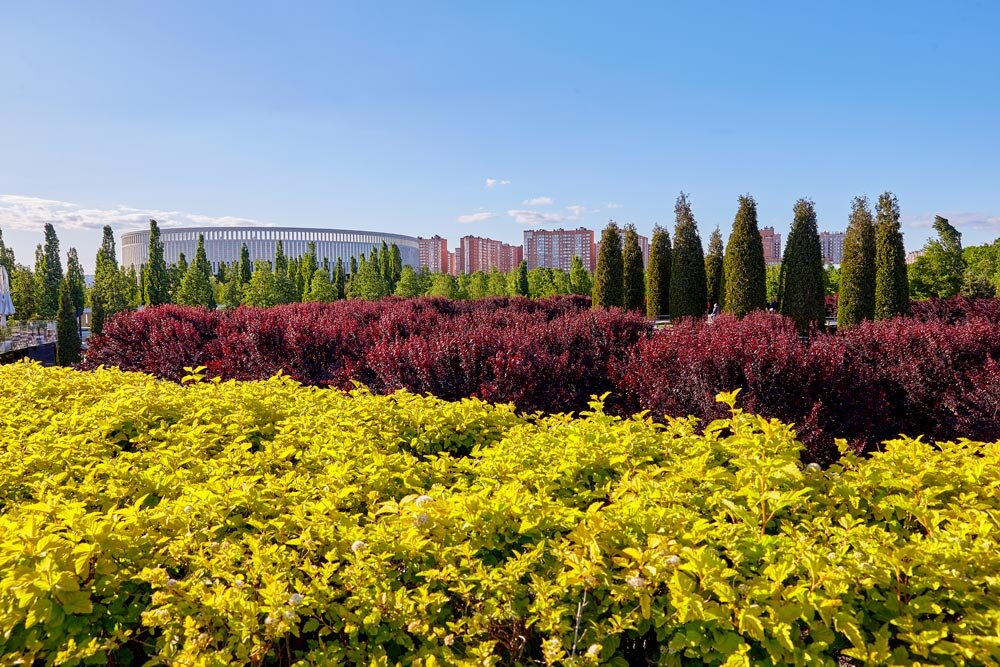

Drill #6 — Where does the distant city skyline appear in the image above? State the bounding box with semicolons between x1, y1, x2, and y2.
1;2;998;271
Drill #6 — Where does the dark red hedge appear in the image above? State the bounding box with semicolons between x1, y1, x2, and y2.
83;295;1000;463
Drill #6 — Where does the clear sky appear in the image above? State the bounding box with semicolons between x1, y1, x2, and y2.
1;1;998;271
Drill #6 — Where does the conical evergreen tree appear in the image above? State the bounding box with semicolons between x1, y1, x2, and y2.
176;234;216;308
874;192;909;320
394;265;422;297
704;229;724;310
592;222;624;308
645;224;671;318
241;261;280;307
621;224;645;312
722;195;767;317
34;224;63;318
669;193;707;319
91;226;128;335
66;248;86;322
143;219;171;305
837;196;877;328
298;242;319;300
779;198;825;330
56;278;80;366
239;244;252;284
510;260;530;297
334;258;346;300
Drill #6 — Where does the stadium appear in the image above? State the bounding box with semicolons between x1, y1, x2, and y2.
121;226;420;274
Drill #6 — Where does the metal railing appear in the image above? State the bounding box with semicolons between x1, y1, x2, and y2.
0;320;57;355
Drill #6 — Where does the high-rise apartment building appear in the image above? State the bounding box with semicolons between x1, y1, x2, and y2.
456;236;523;274
819;231;846;265
418;235;450;273
523;227;596;272
760;226;782;265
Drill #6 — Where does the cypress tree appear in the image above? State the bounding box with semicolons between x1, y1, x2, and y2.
305;269;338;302
334;258;346;300
34;224;63;318
394;266;422;297
510;260;530;297
66;248;86;319
239;244;252;283
837;196;877;328
722;195;767;317
352;255;387;300
669;193;707;319
299;242;319;300
91;226;128;335
56;278;80;365
143;219;171;306
621;224;645;312
592;222;624;308
779;198;825;330
390;244;403;288
874;192;909;319
704;228;724;310
646;225;671;319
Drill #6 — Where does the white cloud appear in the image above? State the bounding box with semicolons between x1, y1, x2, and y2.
507;209;566;225
565;205;586;220
522;196;554;206
485;178;511;188
904;211;1000;232
0;194;270;233
456;211;496;224
606;202;621;209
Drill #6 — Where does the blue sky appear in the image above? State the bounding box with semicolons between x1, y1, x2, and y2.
1;1;998;270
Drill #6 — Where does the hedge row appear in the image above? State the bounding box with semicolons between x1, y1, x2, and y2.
83;296;1000;462
3;364;999;665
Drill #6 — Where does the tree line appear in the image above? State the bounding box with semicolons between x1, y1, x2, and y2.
592;192;917;329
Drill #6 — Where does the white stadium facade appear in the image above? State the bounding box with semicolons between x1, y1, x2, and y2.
121;226;420;274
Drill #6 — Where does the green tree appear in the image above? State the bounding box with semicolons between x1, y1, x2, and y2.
910;215;965;300
621;224;646;312
837;196;877;328
0;228;14;276
91;226;129;335
669;193;707;319
169;253;188;297
389;244;403;290
779;198;825;329
427;273;459;299
176;234;216;308
56;278;81;365
239;244;252;284
722;195;767;317
873;192;909;319
351;254;387;300
593;222;624;308
334;258;346;300
34;224;64;318
704;228;724;311
527;267;557;298
143;219;171;306
66;248;86;333
10;265;36;320
467;271;490;299
298;242;319;300
510;260;530;297
272;240;297;303
488;267;508;296
823;264;841;296
646;225;671;318
305;268;339;302
568;256;592;296
394;265;422;297
242;261;281;307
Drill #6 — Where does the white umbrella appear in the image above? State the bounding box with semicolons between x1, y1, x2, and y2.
0;265;14;329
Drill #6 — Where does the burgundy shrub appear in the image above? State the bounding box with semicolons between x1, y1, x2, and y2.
908;296;1000;324
82;306;219;381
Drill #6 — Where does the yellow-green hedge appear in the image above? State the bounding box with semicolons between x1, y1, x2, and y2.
1;363;999;666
